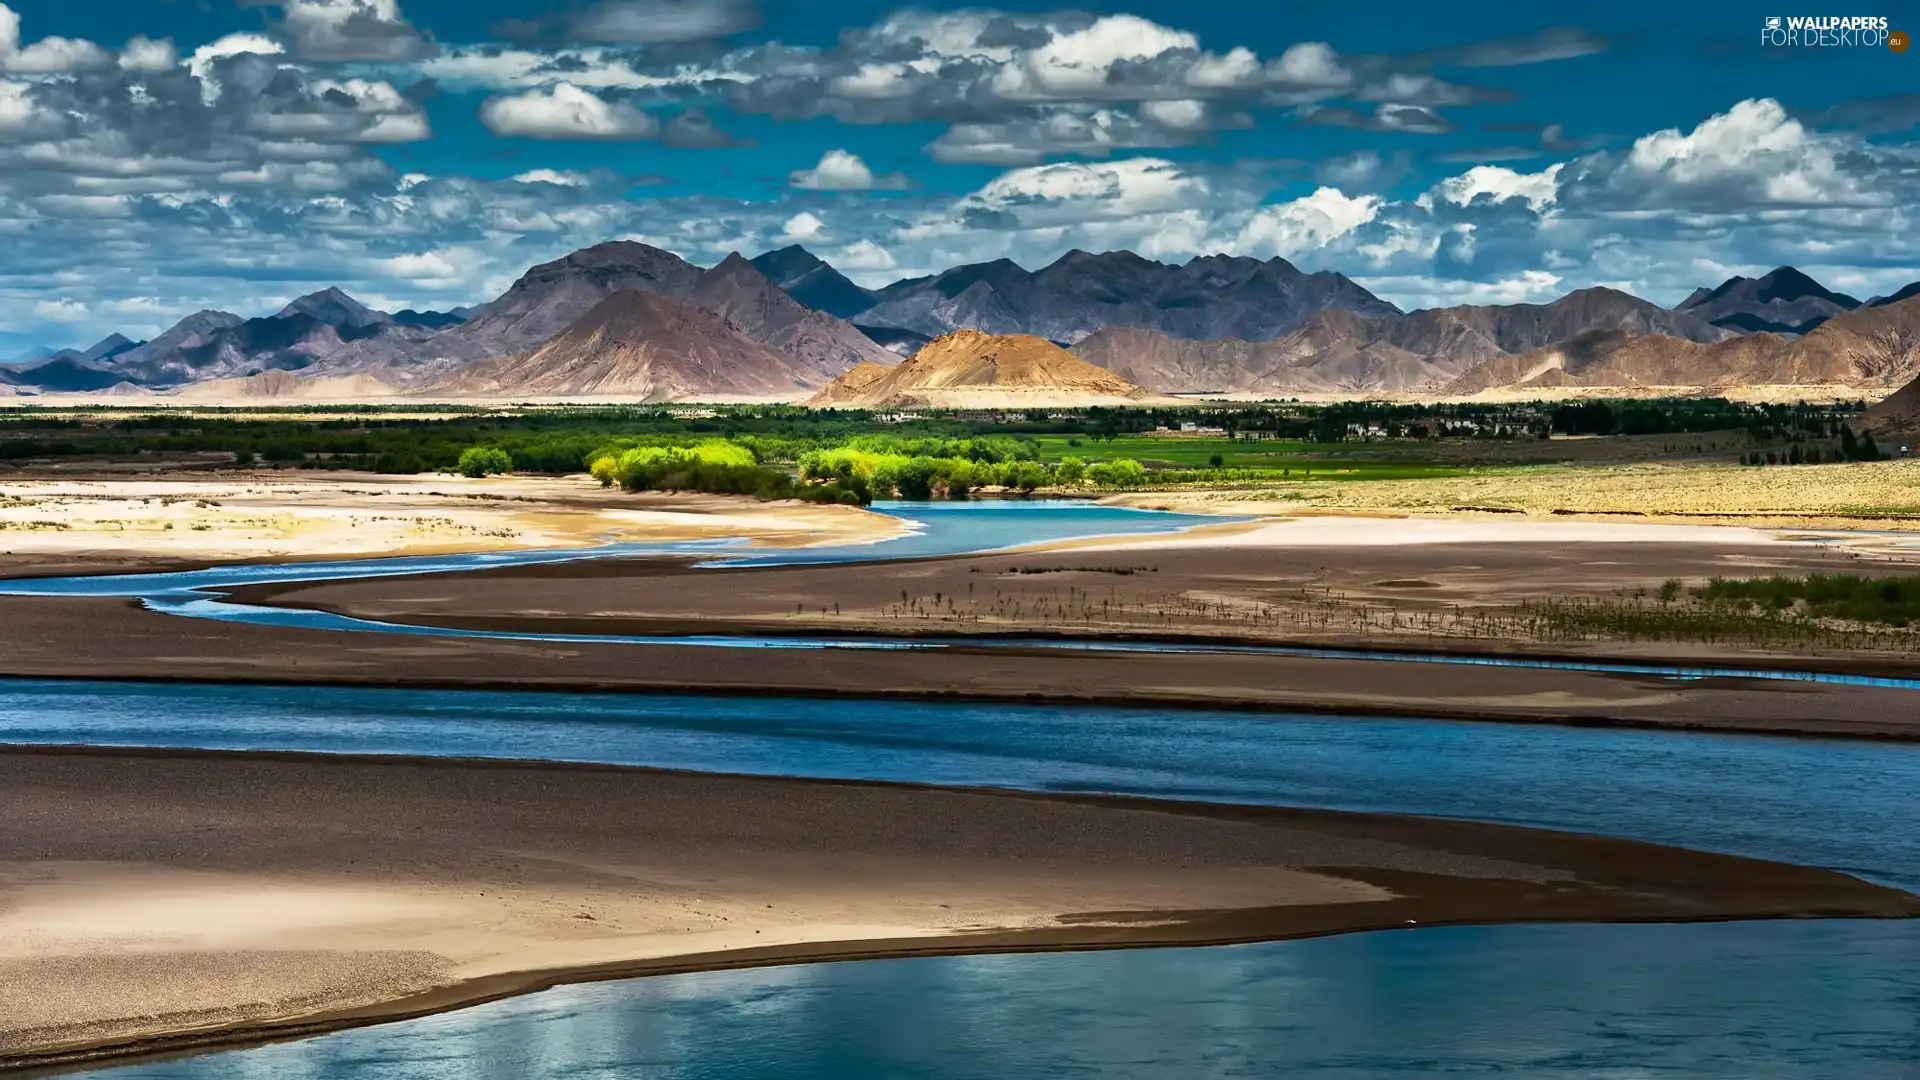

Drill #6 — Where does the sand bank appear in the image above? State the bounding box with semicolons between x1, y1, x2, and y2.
0;473;898;574
2;592;1919;739
2;746;1911;1072
190;513;1920;722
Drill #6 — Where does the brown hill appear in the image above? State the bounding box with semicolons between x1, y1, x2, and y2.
809;360;897;406
179;370;401;400
1074;287;1731;395
809;329;1149;408
431;290;824;401
1446;296;1920;396
1867;375;1920;433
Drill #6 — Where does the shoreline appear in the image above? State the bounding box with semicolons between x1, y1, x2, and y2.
212;584;1920;683
5;592;1920;740
13;668;1920;743
4;745;1916;1075
0;475;904;573
23;915;1917;1077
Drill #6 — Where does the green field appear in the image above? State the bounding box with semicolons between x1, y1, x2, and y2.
1030;435;1467;481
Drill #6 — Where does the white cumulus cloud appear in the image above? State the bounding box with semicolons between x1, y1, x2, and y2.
789;149;911;191
782;211;825;239
995;14;1197;97
1428;163;1563;211
0;4;112;74
32;299;89;324
1602;97;1875;209
1232;186;1382;258
479;82;660;140
119;36;179;72
512;169;593;186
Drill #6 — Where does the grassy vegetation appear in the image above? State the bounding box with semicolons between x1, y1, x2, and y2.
1029;434;1466;480
849;574;1920;656
1692;574;1920;627
0;398;1890;509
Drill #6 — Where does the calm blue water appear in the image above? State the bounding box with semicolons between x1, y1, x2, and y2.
90;921;1920;1080
23;681;1920;1077
6;680;1918;890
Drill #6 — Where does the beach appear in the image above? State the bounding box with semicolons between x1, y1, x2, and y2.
3;746;1912;1072
0;473;899;578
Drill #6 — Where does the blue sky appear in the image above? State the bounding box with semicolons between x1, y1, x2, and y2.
1;0;1914;349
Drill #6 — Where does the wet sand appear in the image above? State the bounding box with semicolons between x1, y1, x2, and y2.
3;746;1913;1073
95;517;1915;740
235;528;1910;650
4;590;1920;738
5;576;1920;738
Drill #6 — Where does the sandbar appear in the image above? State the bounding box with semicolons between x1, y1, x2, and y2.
0;473;898;576
2;746;1913;1073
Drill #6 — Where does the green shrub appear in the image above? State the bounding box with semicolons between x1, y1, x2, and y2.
456;446;515;478
1086;458;1147;487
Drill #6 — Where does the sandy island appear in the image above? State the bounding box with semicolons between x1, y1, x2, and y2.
2;746;1913;1073
64;507;1904;739
0;473;900;579
6;475;1920;738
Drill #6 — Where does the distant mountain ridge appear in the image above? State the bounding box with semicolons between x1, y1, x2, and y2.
749;246;878;319
305;241;890;391
823;249;1401;345
1446;294;1920;396
1074;287;1733;394
29;245;1920;402
99;292;441;387
1676;266;1863;335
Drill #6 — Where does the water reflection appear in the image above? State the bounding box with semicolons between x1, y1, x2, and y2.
4;680;1918;888
91;922;1920;1079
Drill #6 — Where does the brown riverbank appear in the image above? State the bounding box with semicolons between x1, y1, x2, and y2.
5;590;1920;739
220;526;1920;672
3;745;1914;1073
91;517;1911;739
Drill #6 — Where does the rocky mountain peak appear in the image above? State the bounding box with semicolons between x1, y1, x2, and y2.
277;287;388;330
1676;266;1862;335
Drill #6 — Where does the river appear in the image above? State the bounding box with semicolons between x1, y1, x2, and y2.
9;679;1913;1078
4;500;1914;1076
4;499;1916;689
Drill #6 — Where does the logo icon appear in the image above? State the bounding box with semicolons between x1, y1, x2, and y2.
1893;29;1911;52
1765;16;1782;29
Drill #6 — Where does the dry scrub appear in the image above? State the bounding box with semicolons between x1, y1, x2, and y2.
1114;458;1920;529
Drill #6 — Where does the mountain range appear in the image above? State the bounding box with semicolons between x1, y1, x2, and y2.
1072;287;1734;395
754;246;1402;344
430;289;831;400
1444;294;1920;396
14;241;1920;403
